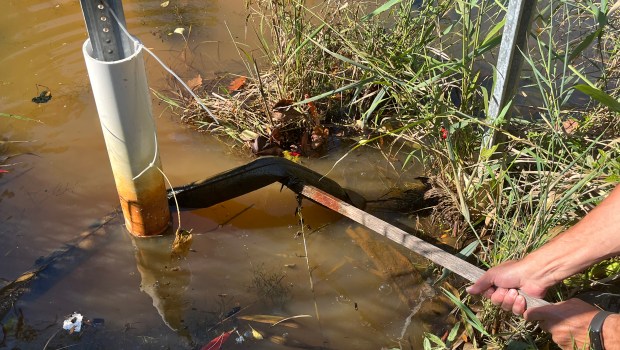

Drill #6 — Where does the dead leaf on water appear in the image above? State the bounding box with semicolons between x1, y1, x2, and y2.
237;315;286;324
171;229;193;259
228;76;247;92
271;314;312;327
269;335;285;345
160;1;170;7
236;314;311;327
173;27;185;35
15;271;36;283
249;325;263;340
187;75;203;91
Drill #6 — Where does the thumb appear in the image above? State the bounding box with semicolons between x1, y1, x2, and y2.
466;274;495;295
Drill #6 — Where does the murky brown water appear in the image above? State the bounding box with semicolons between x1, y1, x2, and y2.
0;1;450;349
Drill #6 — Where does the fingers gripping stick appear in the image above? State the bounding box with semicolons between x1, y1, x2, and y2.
467;269;549;309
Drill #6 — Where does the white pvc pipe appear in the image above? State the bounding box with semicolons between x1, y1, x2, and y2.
83;39;170;236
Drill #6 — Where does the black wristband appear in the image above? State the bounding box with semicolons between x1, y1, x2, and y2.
590;310;614;350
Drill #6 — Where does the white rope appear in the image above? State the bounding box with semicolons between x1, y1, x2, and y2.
132;130;159;180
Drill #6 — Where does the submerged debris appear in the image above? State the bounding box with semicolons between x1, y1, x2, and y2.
31;84;52;104
170;229;193;259
62;313;83;333
201;329;234;350
249;264;291;307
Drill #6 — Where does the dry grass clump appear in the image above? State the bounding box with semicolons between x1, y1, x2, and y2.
166;71;338;158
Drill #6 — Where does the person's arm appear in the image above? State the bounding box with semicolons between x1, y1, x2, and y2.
467;185;620;314
524;299;620;350
603;314;620;350
528;185;620;287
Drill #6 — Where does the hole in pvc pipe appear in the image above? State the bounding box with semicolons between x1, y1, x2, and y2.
100;16;108;21
102;27;109;33
97;4;105;10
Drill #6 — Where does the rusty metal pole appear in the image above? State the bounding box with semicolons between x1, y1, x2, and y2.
80;0;170;236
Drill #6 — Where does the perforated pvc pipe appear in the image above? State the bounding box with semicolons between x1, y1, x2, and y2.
83;39;170;236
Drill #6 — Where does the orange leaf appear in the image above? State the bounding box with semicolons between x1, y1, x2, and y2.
304;93;318;118
563;119;579;134
201;330;234;350
228;76;247;92
187;75;203;91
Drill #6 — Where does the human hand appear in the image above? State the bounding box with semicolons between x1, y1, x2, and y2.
525;298;599;350
466;260;549;315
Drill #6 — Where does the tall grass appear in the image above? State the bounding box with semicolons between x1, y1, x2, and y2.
439;0;619;347
259;0;618;347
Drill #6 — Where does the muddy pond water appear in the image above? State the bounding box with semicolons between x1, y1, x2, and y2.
0;1;453;349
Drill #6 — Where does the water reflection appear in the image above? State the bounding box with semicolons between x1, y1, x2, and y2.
131;231;193;343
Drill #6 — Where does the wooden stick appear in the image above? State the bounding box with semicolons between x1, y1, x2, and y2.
300;185;549;309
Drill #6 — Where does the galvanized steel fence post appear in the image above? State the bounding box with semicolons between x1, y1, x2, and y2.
480;0;537;157
80;0;171;236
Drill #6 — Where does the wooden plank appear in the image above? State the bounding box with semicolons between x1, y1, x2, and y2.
301;185;549;309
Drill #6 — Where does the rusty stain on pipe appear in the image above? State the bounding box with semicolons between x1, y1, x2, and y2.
116;173;170;236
